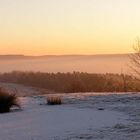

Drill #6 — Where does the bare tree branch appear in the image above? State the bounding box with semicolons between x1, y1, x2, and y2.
130;38;140;78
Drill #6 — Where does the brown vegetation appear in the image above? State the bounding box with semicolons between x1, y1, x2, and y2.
0;71;140;92
0;88;20;113
47;96;62;105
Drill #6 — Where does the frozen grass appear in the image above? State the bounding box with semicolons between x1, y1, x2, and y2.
0;83;139;139
0;88;20;113
0;96;129;140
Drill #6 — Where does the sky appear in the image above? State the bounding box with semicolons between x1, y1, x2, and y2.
0;0;140;55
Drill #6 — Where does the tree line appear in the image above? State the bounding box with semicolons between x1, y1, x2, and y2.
0;71;139;93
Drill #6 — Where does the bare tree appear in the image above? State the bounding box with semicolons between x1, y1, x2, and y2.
130;38;140;78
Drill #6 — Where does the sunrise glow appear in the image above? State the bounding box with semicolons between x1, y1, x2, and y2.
0;0;140;55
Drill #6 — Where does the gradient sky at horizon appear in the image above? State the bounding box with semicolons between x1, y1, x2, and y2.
0;0;140;55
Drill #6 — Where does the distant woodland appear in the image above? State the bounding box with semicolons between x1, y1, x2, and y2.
0;71;140;93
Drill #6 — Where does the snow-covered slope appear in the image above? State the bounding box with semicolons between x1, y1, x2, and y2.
0;97;128;140
0;83;139;140
0;82;54;96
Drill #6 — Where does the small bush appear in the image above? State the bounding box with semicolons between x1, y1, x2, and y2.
47;96;62;105
0;88;20;113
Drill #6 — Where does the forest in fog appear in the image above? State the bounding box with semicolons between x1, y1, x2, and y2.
0;71;139;93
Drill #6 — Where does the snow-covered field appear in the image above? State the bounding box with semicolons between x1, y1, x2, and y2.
0;83;140;140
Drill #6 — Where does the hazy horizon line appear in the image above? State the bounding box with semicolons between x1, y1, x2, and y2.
0;53;133;57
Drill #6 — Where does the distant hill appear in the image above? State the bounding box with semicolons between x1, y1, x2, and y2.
0;54;131;59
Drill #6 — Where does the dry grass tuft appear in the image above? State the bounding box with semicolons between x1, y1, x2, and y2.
47;96;62;105
0;88;20;113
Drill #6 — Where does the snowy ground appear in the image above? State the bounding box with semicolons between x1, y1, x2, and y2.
0;83;140;140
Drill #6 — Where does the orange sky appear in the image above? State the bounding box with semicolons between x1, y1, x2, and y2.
0;0;139;55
